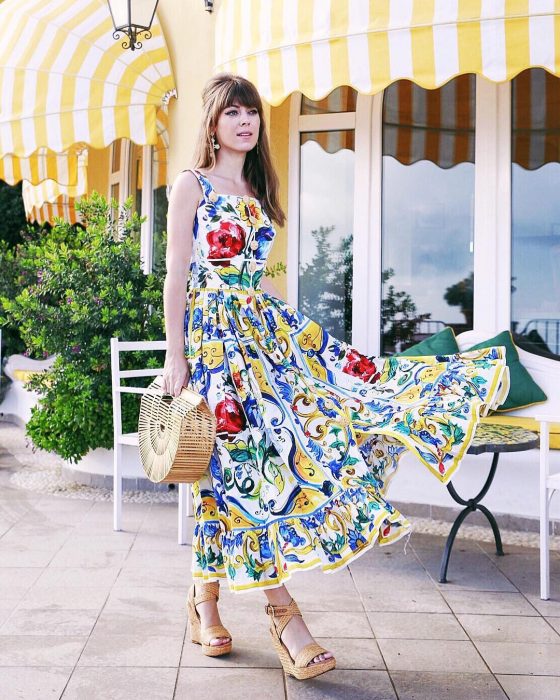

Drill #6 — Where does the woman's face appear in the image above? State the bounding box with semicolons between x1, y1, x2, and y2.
214;102;260;153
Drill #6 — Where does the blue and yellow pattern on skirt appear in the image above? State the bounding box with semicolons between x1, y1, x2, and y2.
183;169;509;593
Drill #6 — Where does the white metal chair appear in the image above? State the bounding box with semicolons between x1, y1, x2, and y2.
537;414;560;600
110;337;191;544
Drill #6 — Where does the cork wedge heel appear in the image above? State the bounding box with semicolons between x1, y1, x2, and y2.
186;582;232;657
265;599;336;680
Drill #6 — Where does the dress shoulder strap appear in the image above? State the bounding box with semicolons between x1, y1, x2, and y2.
182;168;213;199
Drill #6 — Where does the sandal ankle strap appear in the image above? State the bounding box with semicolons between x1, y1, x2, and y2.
264;599;301;618
265;598;302;639
194;581;220;606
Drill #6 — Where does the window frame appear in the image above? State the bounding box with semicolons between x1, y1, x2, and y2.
109;139;131;208
289;77;514;355
288;93;357;329
109;140;157;273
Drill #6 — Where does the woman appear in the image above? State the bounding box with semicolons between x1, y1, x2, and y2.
162;73;508;680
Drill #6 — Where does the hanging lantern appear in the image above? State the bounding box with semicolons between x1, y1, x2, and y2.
107;0;159;51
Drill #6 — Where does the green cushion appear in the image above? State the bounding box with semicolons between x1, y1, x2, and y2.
398;327;460;357
466;330;547;412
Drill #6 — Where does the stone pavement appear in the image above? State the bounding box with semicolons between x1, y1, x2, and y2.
1;442;560;699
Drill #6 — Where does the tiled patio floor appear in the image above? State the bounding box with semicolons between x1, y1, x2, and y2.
1;443;560;699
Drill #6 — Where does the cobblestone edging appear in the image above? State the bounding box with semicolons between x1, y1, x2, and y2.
2;421;559;549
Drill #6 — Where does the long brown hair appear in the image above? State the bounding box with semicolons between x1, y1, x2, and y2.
192;73;285;227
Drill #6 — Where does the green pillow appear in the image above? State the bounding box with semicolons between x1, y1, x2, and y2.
466;330;547;412
398;327;460;357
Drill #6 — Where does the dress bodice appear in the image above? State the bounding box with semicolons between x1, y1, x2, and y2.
186;169;276;291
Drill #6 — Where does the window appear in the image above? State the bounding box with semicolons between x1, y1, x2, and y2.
380;77;476;353
109;135;169;273
111;138;121;173
511;69;560;357
297;88;357;343
109;138;122;223
129;144;143;216
110;183;120;223
129;143;144;244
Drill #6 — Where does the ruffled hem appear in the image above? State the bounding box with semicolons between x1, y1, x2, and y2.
191;482;411;593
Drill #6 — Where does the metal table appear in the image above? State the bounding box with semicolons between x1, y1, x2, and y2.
439;423;539;583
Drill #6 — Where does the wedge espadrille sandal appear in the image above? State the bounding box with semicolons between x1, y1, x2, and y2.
186;582;232;657
265;599;336;680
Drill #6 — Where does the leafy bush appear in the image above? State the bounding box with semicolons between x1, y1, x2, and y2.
0;239;26;359
0;226;52;360
0;192;166;463
0;181;28;246
0;181;41;360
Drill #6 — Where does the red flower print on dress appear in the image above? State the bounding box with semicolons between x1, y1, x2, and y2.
215;395;246;434
207;222;246;266
342;350;381;383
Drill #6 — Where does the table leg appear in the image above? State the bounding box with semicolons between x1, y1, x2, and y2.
439;452;502;583
478;503;504;556
439;507;474;583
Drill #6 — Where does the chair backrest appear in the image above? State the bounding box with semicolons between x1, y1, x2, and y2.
110;337;168;440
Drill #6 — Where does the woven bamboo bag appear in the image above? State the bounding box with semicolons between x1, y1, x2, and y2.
138;375;216;483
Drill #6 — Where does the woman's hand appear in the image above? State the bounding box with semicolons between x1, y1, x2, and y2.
161;352;190;397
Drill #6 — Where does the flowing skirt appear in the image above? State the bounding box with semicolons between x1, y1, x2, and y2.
185;287;509;593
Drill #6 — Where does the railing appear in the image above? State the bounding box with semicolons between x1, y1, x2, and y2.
415;320;446;336
520;319;560;355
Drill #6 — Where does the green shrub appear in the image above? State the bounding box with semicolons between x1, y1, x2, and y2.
0;192;166;463
0;181;47;360
0;227;48;360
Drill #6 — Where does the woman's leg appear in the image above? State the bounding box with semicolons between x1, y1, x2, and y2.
265;584;333;664
194;582;230;647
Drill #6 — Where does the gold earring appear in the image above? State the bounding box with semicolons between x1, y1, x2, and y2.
211;134;220;151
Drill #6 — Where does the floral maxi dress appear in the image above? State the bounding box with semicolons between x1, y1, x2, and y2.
184;169;509;593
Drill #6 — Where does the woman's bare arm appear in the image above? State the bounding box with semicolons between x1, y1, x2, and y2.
162;170;201;396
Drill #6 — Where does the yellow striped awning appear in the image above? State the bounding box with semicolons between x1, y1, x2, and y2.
0;148;82;187
1;106;169;191
22;158;86;227
0;0;176;158
383;75;475;170
18;109;169;225
22;152;88;211
215;0;560;106
304;68;559;171
25;197;82;226
383;67;560;171
513;67;560;169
